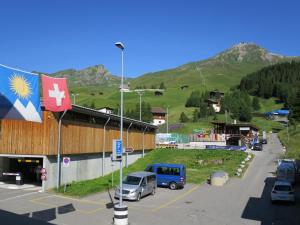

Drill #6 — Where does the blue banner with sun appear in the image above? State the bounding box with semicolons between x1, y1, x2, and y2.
0;64;42;122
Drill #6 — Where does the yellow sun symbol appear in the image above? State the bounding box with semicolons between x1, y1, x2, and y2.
9;74;32;99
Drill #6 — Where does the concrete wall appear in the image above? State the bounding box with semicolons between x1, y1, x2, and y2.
44;151;147;190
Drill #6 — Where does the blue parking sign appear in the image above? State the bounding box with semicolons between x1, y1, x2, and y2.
116;140;122;156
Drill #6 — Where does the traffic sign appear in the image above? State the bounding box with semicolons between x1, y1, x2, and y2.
41;174;47;181
63;157;71;167
112;139;123;160
125;147;134;153
40;168;47;174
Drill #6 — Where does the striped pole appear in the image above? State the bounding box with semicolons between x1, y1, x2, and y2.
114;205;128;225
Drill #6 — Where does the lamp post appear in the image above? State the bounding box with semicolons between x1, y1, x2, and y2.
114;41;128;225
166;106;169;134
71;93;79;104
115;41;125;207
136;91;144;121
287;120;289;143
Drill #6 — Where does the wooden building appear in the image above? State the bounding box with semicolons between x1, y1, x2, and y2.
151;107;166;126
211;121;259;146
206;90;224;113
0;105;157;190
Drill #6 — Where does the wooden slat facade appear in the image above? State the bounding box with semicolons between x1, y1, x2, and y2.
0;110;156;156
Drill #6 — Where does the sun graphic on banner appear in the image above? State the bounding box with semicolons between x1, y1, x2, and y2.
9;74;32;99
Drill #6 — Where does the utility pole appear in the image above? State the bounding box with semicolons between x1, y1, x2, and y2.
166;106;169;134
136;91;144;121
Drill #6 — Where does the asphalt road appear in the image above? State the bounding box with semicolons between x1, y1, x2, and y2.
0;133;299;225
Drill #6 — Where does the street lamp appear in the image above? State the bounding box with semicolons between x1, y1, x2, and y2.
71;93;79;104
166;106;169;134
136;91;144;121
115;41;125;208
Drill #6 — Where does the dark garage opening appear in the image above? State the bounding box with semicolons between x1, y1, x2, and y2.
1;157;43;186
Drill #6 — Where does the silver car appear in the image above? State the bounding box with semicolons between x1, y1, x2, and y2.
271;180;295;203
115;171;157;201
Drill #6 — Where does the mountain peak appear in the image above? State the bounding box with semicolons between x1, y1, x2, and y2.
51;64;120;87
214;42;284;63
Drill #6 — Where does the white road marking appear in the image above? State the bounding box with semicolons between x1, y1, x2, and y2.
0;191;38;202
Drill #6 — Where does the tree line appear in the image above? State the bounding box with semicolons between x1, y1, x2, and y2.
181;89;261;123
239;61;300;108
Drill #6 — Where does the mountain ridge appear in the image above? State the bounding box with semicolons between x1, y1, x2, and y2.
49;42;299;91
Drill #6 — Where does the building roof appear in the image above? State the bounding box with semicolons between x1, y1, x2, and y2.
97;106;114;110
211;121;259;130
265;109;289;116
151;107;166;114
49;104;157;130
206;99;219;104
119;84;130;89
210;90;225;95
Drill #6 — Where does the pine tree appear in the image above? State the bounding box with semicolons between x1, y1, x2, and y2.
289;85;300;123
159;82;166;89
179;112;189;123
90;101;95;109
192;109;199;122
239;101;252;122
252;96;261;111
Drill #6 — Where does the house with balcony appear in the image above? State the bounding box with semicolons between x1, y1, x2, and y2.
151;107;166;125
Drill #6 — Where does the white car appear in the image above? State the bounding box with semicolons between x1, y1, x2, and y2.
271;180;295;203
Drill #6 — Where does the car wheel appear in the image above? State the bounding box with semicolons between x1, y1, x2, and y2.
151;188;156;195
136;193;141;201
169;182;177;190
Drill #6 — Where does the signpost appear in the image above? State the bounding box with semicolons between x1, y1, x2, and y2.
41;168;47;181
125;147;134;168
62;157;70;192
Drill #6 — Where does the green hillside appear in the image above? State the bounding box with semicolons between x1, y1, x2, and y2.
49;43;298;131
130;43;294;90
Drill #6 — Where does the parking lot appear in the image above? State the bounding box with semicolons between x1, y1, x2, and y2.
0;183;201;225
0;134;300;225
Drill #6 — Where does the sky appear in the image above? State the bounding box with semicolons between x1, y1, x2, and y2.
0;0;299;77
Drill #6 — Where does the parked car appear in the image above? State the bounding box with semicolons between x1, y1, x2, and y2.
261;139;267;144
114;171;157;201
145;163;186;190
276;160;296;184
252;143;263;151
271;180;295;203
278;159;298;173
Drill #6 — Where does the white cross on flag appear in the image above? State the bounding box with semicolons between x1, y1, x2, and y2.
41;75;72;112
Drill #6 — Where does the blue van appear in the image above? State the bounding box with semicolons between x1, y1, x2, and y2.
145;163;186;190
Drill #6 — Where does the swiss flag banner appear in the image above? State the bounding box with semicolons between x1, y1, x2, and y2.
41;75;72;112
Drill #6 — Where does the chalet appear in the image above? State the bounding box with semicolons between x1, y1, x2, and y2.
206;90;225;112
119;84;130;92
154;91;163;96
97;106;114;114
151;107;166;125
210;90;225;99
211;121;259;146
180;85;189;90
0;104;156;191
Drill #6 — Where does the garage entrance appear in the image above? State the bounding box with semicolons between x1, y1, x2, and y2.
0;155;44;187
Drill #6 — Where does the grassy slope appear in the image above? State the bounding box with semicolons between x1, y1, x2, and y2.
58;149;247;197
278;124;300;160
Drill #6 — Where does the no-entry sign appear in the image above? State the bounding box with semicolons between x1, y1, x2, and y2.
63;157;71;167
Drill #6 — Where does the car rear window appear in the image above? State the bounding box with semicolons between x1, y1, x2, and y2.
274;185;292;191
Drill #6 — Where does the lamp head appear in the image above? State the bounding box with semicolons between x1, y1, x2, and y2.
115;42;125;50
